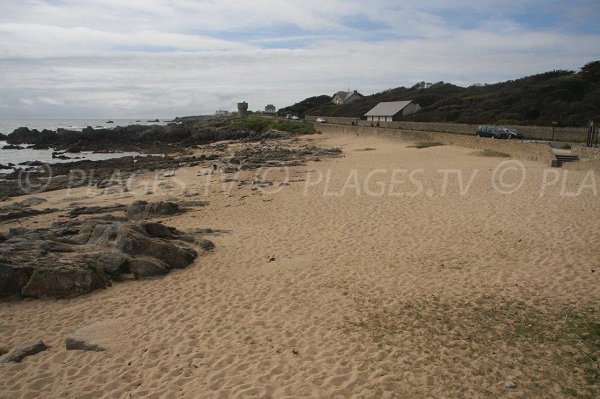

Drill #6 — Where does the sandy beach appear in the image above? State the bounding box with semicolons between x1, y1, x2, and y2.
1;131;599;398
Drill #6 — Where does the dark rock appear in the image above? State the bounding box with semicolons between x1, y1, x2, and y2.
65;335;106;352
126;200;180;220
7;127;58;146
196;238;215;251
21;197;47;207
68;204;126;218
0;262;34;298
96;179;121;189
21;267;107;299
81;251;129;278
0;208;58;223
0;132;6;140
0;220;209;299
0;196;46;213
31;143;52;150
3;144;23;150
18;160;44;166
128;257;169;278
0;340;48;363
0;163;12;170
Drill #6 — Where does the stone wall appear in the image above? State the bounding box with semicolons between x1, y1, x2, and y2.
307;115;588;142
571;146;600;160
315;123;557;166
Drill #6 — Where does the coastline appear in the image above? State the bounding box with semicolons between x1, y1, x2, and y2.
1;130;599;397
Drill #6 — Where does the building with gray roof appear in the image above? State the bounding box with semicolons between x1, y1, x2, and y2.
332;90;363;105
364;100;421;122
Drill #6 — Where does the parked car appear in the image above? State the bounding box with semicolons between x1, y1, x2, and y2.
505;128;524;139
476;125;510;139
315;117;326;123
291;116;300;120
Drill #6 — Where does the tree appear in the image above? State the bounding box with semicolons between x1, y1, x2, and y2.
580;60;600;83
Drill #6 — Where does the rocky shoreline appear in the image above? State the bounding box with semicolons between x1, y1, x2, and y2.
0;120;341;200
0;118;344;300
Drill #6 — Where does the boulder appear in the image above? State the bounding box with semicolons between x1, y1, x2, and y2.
65;335;106;351
0;340;48;363
21;267;108;299
126;200;179;220
0;262;34;298
128;257;169;278
0;220;210;299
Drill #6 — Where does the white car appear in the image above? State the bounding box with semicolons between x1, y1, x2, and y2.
291;116;300;120
315;117;326;123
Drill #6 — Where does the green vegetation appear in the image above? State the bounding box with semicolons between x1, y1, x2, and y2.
575;320;600;385
277;95;331;117
284;60;600;127
224;115;316;135
409;142;444;149
477;149;511;157
354;147;376;151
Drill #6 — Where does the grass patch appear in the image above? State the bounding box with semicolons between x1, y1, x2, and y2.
345;294;600;398
225;115;316;135
569;319;600;387
409;142;444;149
477;149;511;158
355;147;376;151
0;347;8;356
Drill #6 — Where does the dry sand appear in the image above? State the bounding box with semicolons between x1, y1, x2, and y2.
1;132;599;398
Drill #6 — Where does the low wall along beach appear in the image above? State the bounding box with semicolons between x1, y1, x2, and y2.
306;116;588;143
315;123;557;166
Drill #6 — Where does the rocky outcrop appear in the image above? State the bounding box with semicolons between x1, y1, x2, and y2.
0;208;58;223
0;341;48;363
0;220;212;299
68;204;126;218
2;144;23;150
5;124;296;152
126;200;180;220
6;127;58;146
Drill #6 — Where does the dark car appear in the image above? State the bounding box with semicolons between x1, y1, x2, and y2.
476;125;508;139
505;128;524;139
476;125;523;139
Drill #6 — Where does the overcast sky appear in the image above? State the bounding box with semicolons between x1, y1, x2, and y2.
1;0;599;119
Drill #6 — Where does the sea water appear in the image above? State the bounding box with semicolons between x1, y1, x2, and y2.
0;119;170;173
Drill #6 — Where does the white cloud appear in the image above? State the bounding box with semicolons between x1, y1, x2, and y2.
0;0;598;118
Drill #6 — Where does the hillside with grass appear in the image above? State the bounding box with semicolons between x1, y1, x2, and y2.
282;60;600;127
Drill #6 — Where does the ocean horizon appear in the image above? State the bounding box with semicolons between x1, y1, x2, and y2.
0;118;172;135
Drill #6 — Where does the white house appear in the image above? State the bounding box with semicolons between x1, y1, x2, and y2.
364;100;421;122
